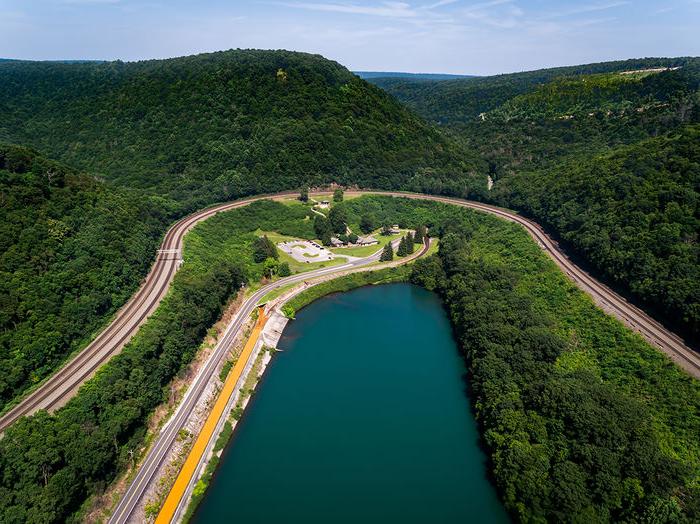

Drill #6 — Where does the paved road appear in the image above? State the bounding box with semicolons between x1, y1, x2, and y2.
109;234;415;524
3;190;697;437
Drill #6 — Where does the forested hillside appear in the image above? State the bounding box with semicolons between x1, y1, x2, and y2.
497;127;700;336
0;200;332;523
0;50;483;209
337;196;700;522
372;57;700;342
369;57;698;124
0;145;166;410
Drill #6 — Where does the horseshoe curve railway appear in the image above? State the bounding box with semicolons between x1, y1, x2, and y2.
1;190;697;436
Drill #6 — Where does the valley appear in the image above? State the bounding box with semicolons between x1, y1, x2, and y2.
0;44;698;524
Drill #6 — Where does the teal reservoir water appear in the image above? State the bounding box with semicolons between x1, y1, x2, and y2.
193;283;508;523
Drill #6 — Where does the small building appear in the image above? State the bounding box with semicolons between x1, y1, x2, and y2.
317;200;331;209
329;237;345;247
357;235;378;246
389;225;401;234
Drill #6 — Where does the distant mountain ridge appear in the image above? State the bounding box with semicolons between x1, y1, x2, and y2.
369;57;698;123
354;71;475;81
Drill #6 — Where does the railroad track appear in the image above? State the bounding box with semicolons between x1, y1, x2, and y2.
2;190;697;436
0;192;296;432
371;191;700;378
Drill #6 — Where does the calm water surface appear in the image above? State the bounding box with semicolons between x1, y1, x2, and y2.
194;283;508;523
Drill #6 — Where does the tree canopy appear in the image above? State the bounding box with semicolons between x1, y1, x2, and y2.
372;57;700;343
0;144;166;409
0;50;483;211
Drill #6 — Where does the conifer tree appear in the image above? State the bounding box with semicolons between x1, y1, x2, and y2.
314;214;332;239
360;214;375;234
328;205;347;234
380;241;394;261
397;235;408;257
406;234;415;254
414;225;426;244
253;235;278;263
320;230;332;246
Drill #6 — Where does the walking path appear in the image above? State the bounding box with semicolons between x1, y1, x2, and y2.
155;309;269;524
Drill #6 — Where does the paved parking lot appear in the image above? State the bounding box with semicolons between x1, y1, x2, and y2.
277;240;335;263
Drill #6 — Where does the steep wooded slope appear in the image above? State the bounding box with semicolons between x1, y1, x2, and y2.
0;50;483;208
0;145;166;410
373;58;700;342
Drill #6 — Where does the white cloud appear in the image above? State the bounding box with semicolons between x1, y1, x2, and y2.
423;0;460;9
462;0;513;13
458;0;523;29
276;1;418;18
540;1;630;20
570;16;617;27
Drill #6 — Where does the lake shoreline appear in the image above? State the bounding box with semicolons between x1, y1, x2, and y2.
192;283;508;523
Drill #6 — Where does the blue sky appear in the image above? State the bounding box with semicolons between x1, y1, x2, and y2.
1;0;699;74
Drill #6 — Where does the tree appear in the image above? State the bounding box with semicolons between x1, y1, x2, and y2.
299;187;309;202
320;230;332;246
348;233;359;244
406;234;415;254
380;242;394;262
328;205;347;235
277;262;291;277
381;224;392;236
314;214;332;239
253;235;278;263
397;235;408;257
360;214;375;234
409;256;445;291
414;225;427;244
333;188;344;202
262;257;278;278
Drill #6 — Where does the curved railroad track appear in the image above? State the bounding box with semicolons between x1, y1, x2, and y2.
374;191;700;378
0;192;297;432
2;190;697;436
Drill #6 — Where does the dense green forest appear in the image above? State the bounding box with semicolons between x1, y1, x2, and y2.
368;57;699;124
1;48;699;521
340;196;700;522
371;57;700;343
497;127;700;337
0;199;318;523
1;194;698;522
0;50;483;209
0;144;166;411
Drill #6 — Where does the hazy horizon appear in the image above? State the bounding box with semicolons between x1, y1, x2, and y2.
1;1;699;76
2;50;697;79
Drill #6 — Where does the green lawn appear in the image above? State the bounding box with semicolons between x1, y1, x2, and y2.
424;238;440;256
257;282;300;305
329;229;406;258
255;230;349;274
